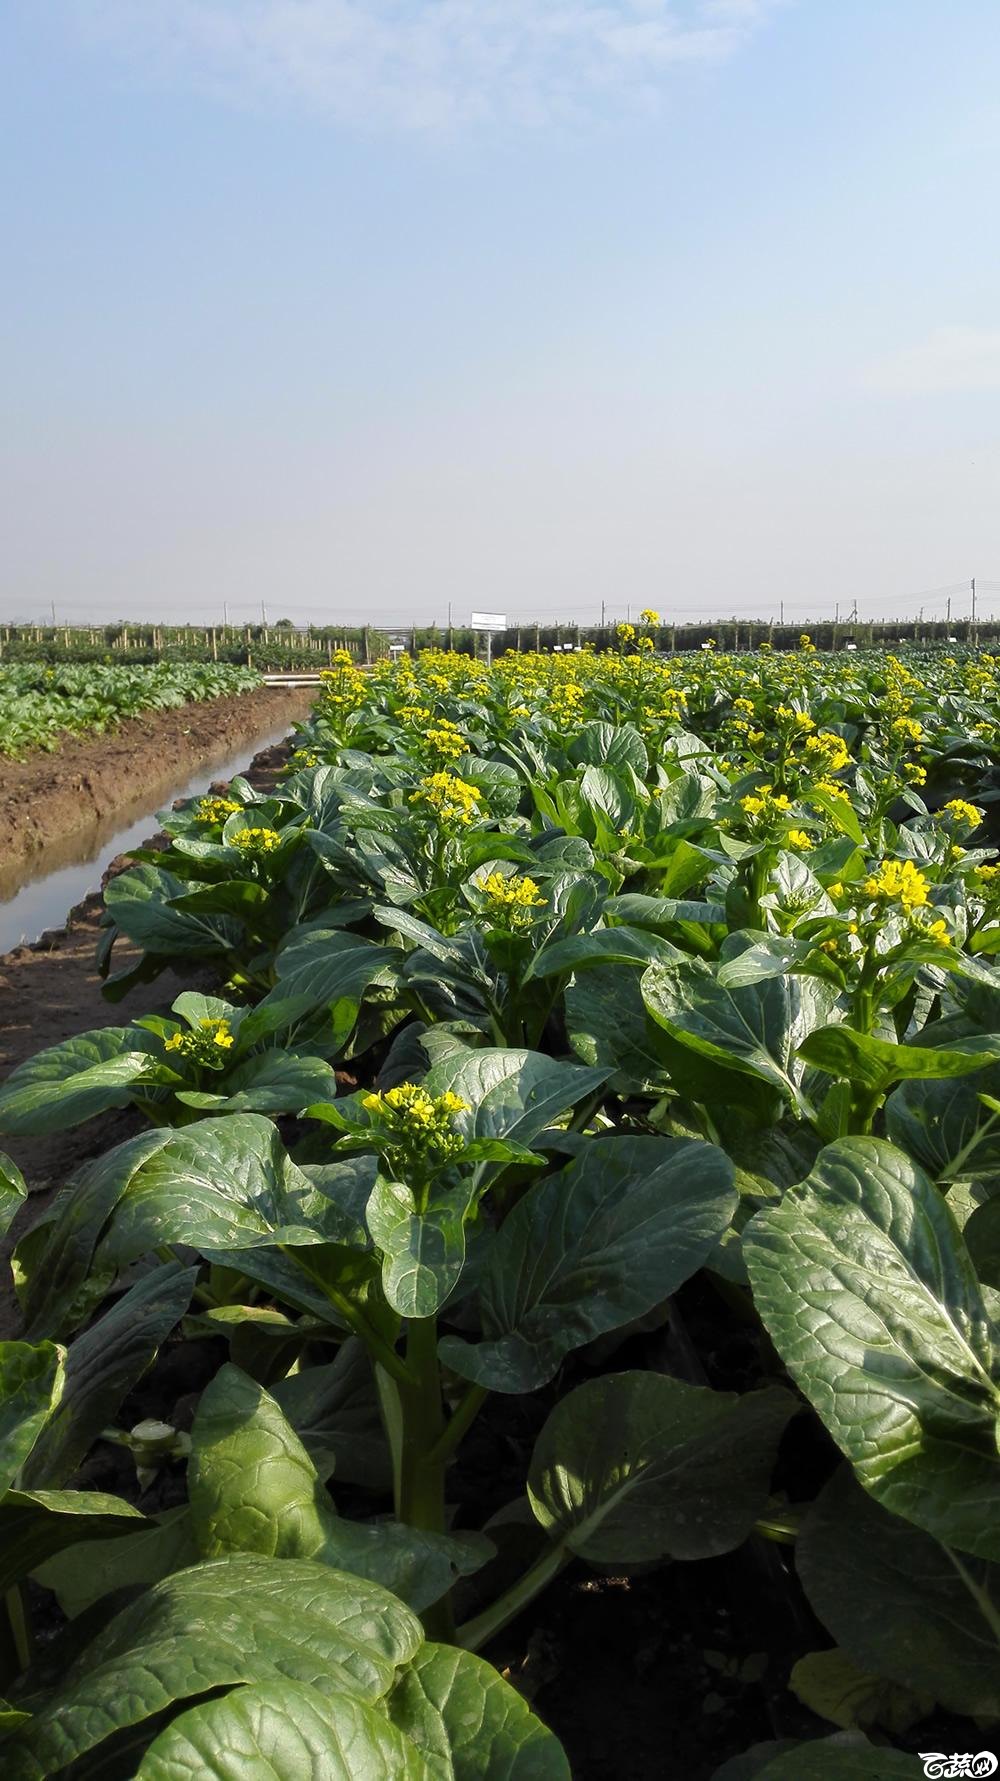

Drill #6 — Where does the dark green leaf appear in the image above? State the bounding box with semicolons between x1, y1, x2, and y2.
0;1488;143;1594
528;1372;795;1562
366;1176;474;1318
190;1366;487;1611
886;1059;1000;1184
387;1643;571;1779
643;949;838;1110
4;1556;422;1777
33;1506;198;1620
799;1026;1000;1095
716;1737;917;1779
744;1137;1000;1558
271;1342;390;1488
0;1028;160;1136
0;1153;26;1242
95;1115;360;1267
21;1263;195;1489
797;1466;1000;1719
175;1051;336;1116
423;1050;610;1154
134;1678;433;1780
0;1341;64;1496
440;1136;735;1391
788;1648;933;1735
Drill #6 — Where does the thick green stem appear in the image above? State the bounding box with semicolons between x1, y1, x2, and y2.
566;1087;607;1135
397;1316;453;1641
850;1085;883;1135
457;1542;570;1651
425;1384;488;1468
3;1584;32;1676
852;982;875;1036
277;1245;413;1388
754;1511;801;1545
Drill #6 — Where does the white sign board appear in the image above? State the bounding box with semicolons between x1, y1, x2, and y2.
471;612;507;632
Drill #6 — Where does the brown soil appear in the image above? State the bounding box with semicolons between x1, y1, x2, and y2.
0;724;309;1337
0;685;314;891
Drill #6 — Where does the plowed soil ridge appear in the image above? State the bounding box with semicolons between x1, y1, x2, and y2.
0;708;313;1336
0;684;313;882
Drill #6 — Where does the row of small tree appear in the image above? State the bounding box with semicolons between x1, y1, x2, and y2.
0;615;993;667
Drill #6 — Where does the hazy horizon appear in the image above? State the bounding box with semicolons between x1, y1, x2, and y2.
3;2;1000;630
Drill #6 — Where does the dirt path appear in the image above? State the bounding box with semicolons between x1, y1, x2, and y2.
0;683;313;885
0;727;308;1337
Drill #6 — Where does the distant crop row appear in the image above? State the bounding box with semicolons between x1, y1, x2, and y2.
1;614;997;672
0;662;261;759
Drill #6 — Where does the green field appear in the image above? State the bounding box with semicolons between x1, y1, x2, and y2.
3;636;1000;1775
0;661;260;758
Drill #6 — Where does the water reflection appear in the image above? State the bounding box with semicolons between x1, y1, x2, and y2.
0;723;293;955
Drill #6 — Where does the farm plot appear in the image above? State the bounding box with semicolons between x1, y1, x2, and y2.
0;661;260;758
2;634;1000;1777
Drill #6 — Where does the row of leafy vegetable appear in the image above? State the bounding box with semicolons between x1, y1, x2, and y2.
0;662;261;758
3;637;1000;1777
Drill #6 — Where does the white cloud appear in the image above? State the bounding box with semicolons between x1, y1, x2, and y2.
866;326;1000;396
73;0;783;130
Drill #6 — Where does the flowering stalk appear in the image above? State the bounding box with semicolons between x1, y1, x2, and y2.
397;1313;453;1640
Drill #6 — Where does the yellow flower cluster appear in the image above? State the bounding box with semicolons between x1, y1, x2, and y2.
547;680;586;726
318;655;368;718
804;732;851;774
481;871;547;928
813;777;850;803
890;715;923;745
639;609;660;626
862;859;930;913
164;1018;235;1064
197;796;242;825
973;864;1000;903
941;798;982;829
423;718;466;763
740;785;792;822
363;1082;466;1123
360;1082;470;1174
231;826;283;854
409;771;480;825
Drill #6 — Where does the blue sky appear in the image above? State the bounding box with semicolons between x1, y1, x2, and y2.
3;1;999;627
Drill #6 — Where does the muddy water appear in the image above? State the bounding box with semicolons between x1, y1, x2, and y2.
0;721;296;955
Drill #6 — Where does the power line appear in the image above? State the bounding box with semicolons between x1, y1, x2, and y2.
6;575;997;629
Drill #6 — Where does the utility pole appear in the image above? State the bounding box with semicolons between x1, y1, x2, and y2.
600;599;606;628
780;600;784;625
972;576;977;629
946;596;951;624
834;602;839;624
50;601;56;626
261;601;267;627
223;601;229;628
